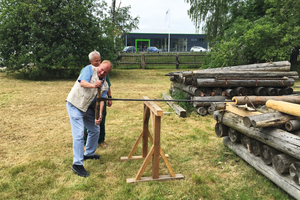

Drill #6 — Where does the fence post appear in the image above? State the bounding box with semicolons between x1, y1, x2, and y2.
176;53;179;69
141;54;145;69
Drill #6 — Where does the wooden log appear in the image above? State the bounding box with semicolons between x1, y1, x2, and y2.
224;89;237;98
181;70;298;78
275;88;284;95
223;137;300;200
266;87;276;96
289;162;300;185
193;78;295;88
254;87;267;96
197;107;208;116
266;100;300;117
250;139;262;156
162;93;186;117
283;87;293;95
192;96;229;107
165;61;292;76
241;134;251;153
212;87;223;96
200;87;212;96
260;145;281;165
242;112;296;128
207;106;214;115
216;111;300;160
215;123;229;137
233;96;300;105
234;87;247;96
272;154;298;174
210;102;226;111
173;83;203;96
228;128;241;143
285;120;300;132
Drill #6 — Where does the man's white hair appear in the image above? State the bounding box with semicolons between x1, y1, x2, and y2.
88;50;101;61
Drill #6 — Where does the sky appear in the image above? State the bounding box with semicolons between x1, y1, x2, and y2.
105;0;201;34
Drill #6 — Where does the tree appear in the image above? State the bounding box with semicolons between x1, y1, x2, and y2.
0;0;138;79
187;0;300;68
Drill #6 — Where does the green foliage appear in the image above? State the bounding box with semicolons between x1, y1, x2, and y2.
187;0;300;68
0;0;138;79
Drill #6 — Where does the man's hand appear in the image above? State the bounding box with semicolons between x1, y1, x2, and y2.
95;115;103;125
107;100;112;107
94;80;103;88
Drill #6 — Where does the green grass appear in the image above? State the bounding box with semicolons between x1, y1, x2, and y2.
0;69;296;200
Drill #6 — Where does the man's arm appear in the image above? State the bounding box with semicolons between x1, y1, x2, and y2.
80;80;102;88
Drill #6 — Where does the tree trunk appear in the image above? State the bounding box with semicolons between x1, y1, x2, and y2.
192;96;229;107
272;154;298;174
266;87;276;96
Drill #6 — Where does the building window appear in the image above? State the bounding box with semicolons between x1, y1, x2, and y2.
172;38;187;52
154;38;168;52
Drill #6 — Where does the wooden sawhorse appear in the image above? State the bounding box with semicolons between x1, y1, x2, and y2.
121;96;184;183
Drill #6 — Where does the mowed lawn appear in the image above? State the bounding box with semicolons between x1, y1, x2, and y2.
0;69;294;200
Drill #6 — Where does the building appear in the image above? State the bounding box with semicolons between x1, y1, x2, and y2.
122;33;207;52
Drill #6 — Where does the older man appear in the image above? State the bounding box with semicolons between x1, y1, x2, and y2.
66;50;112;177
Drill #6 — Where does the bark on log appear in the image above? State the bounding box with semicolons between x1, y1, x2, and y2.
272;154;298;174
192;96;229;107
173;83;203;96
162;93;186;117
210;102;226;111
250;139;262;156
242;112;296;128
233;96;300;105
289;162;300;185
241;134;252;153
216;111;300;160
223;137;300;200
266;100;300;117
215;123;229;137
260;145;281;165
197;107;208;116
193;78;295;88
228;128;241;143
285;120;300;132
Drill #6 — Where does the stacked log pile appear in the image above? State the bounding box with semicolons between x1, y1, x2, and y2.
213;100;300;199
166;61;298;116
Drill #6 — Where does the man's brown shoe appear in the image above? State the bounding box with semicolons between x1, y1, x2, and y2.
99;142;107;148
